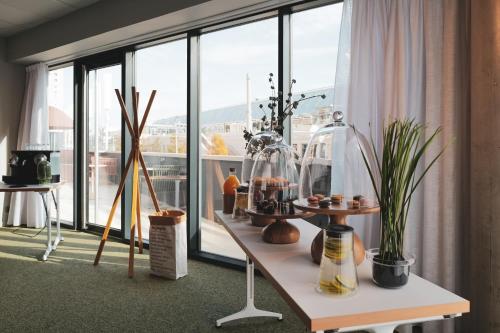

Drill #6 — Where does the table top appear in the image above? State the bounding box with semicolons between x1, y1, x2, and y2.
215;211;469;331
0;182;62;193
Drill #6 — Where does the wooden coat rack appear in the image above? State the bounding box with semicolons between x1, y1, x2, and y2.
94;87;162;278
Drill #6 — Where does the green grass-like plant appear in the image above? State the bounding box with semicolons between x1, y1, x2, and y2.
354;119;446;262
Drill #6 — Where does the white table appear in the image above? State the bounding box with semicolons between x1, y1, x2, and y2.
214;211;469;333
0;183;63;261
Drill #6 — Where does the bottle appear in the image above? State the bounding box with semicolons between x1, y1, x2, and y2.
318;224;358;296
224;168;240;195
223;168;240;214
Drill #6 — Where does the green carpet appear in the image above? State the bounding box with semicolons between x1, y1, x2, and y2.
0;227;307;332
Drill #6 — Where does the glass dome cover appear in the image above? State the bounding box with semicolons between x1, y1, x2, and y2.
248;141;299;214
298;111;378;208
241;131;283;184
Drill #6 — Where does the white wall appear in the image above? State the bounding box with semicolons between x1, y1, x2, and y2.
0;38;25;222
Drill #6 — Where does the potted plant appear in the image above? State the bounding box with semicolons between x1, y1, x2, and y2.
355;119;446;288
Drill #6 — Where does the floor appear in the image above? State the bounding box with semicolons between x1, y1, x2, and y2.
0;227;305;333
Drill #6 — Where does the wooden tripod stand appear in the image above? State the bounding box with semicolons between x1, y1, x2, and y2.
94;87;162;278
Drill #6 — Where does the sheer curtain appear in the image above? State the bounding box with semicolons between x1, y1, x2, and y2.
342;1;468;332
6;63;49;228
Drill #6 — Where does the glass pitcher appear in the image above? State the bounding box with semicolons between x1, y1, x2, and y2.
318;224;359;296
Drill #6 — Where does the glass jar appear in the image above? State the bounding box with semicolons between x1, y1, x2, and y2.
232;185;249;219
37;160;52;184
318;224;358;296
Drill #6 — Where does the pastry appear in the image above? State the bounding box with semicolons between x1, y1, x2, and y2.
331;194;343;204
307;196;319;205
353;194;364;201
253;176;264;186
314;194;325;200
319;199;331;208
347;200;360;209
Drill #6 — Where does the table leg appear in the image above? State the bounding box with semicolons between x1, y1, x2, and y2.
52;188;64;250
216;256;283;327
175;179;180;208
42;192;52;261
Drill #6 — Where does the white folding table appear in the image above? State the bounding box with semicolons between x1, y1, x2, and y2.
0;182;63;261
214;211;469;333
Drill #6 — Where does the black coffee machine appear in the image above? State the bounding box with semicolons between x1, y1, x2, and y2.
2;150;61;185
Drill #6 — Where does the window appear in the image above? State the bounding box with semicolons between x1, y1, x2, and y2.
290;2;344;157
48;65;74;225
135;38;188;239
199;17;278;259
87;65;122;230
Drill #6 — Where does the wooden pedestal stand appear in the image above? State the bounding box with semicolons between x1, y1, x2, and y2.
293;199;379;265
94;87;162;278
246;209;313;244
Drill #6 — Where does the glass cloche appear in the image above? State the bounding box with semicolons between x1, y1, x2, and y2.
247;142;300;226
241;131;283;184
298;111;378;209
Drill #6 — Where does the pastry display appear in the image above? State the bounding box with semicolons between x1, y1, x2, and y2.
296;111;379;266
247;142;307;244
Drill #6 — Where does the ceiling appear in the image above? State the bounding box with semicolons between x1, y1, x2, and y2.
0;0;100;37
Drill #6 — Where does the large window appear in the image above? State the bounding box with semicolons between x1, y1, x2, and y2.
135;38;188;239
48;65;74;225
199;18;278;259
290;2;343;159
87;65;122;230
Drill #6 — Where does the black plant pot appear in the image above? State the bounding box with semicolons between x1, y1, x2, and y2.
366;249;415;289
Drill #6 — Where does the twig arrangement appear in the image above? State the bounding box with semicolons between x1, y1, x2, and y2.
355;119;446;262
243;73;326;143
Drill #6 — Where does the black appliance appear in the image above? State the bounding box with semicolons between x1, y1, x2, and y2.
2;150;61;185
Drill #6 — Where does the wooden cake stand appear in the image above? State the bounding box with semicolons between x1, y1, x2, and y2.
293;199;379;265
249;182;297;227
246;208;314;244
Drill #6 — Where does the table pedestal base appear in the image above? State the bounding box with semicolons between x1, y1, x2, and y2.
216;256;283;327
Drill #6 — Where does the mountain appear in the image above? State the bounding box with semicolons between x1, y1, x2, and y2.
154;87;334;126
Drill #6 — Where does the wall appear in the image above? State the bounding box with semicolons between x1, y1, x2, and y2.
0;38;25;222
470;0;500;331
6;0;297;64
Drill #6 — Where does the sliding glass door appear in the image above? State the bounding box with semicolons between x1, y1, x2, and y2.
87;64;123;231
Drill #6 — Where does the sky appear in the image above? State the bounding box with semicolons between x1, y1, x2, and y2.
48;2;344;131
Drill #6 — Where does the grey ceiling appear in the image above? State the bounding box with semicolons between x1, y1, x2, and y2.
0;0;100;37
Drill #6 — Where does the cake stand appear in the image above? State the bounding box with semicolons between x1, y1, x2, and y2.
246;208;314;244
293;199;379;265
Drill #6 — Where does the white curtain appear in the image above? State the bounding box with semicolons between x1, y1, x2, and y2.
343;1;467;332
6;63;49;228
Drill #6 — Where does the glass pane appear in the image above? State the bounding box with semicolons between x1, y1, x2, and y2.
88;65;122;230
135;39;188;239
48;65;74;225
291;3;343;160
200;18;278;260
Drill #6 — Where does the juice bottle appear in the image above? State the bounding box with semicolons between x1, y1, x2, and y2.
223;168;240;195
223;168;240;214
